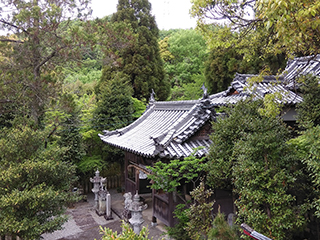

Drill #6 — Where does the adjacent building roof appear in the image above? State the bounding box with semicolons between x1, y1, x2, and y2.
283;55;320;90
209;73;303;106
99;98;215;159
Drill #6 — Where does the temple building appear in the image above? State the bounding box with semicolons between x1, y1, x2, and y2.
98;55;319;226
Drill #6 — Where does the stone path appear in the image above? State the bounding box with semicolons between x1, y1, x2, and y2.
41;190;170;240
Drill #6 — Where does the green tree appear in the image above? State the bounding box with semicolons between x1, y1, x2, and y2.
288;75;320;237
56;94;84;164
148;151;210;239
289;126;320;219
190;0;320;57
208;100;307;239
186;182;215;239
169;73;205;101
147;149;206;194
296;75;320;129
159;29;180;40
164;29;207;88
159;37;174;63
0;0;91;126
166;204;192;240
204;35;287;94
94;71;134;164
108;0;170;101
95;71;134;131
0;126;79;239
204;46;240;94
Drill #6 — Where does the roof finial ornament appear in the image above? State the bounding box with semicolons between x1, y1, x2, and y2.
149;89;155;103
201;83;208;99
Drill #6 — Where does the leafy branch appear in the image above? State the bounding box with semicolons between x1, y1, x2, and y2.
147;148;207;193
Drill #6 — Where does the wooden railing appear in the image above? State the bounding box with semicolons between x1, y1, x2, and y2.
81;174;123;194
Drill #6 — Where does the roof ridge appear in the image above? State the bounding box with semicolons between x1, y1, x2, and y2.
150;103;200;152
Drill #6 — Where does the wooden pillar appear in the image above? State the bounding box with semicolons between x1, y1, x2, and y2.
168;192;174;227
152;188;157;226
125;156;128;192
135;169;139;193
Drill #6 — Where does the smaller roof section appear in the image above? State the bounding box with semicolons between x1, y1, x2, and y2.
283;55;320;90
209;73;303;106
284;55;320;81
99;98;216;159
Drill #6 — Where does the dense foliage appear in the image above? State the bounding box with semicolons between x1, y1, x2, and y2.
185;182;215;239
95;71;134;131
191;0;320;57
162;29;207;87
158;29;207;100
204;37;287;94
1;0;320;238
208;211;239;240
291;75;320;224
207;100;307;239
147;150;206;193
0;126;79;239
0;0;91;126
296;75;320;129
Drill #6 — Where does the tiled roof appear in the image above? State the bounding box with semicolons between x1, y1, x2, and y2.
284;55;320;81
209;73;303;106
99;99;215;159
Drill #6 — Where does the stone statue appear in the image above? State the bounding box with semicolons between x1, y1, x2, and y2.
122;192;132;222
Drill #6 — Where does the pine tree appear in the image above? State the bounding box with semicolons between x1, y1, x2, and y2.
0;126;79;239
106;0;170;101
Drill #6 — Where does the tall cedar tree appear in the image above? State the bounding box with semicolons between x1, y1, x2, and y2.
56;93;84;165
107;0;170;101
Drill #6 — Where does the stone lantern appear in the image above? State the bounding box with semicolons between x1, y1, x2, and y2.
128;191;148;235
90;169;106;209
